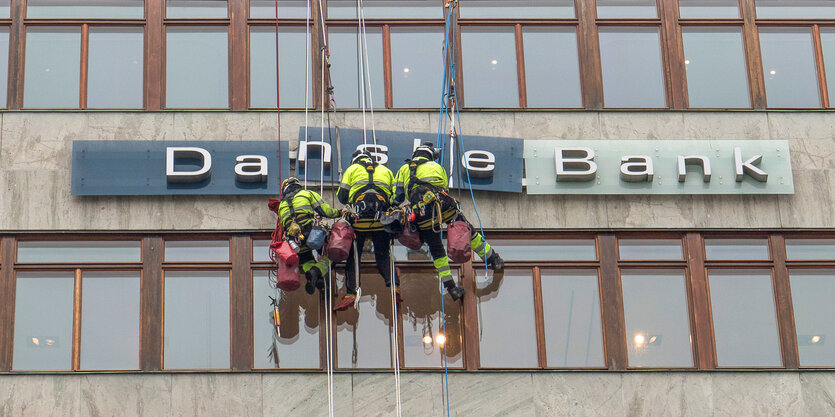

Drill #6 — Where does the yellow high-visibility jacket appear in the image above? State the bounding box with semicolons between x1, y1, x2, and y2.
392;156;448;206
336;156;395;205
278;189;339;228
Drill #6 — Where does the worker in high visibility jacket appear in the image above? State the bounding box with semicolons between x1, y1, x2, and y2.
392;142;504;301
333;149;400;311
278;177;341;295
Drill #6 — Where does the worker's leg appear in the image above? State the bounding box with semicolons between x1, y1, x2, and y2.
371;230;398;288
299;249;318;295
419;228;465;301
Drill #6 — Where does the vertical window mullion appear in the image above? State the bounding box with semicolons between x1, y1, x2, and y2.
740;0;766;108
382;24;392;108
80;23;88;109
230;235;252;371
140;236;163;371
230;0;247;110
770;234;800;369
514;23;527;108
72;268;82;371
684;232;715;369
598;234;627;370
660;0;686;108
146;0;164;109
0;237;15;371
532;266;545;367
813;24;830;108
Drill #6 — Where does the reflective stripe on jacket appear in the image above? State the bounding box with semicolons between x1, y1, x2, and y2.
392;157;448;205
278;190;339;228
336;157;395;204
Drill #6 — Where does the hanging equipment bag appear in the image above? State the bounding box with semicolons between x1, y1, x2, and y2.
306;223;327;251
275;257;301;291
270;239;299;265
447;220;473;263
398;221;423;250
326;219;354;263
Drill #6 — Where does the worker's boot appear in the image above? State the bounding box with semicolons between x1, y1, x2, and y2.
333;294;356;311
304;268;319;295
444;280;465;301
487;252;505;271
315;268;327;293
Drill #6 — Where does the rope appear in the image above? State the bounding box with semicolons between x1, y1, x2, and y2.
358;0;377;146
389;241;402;417
356;0;368;145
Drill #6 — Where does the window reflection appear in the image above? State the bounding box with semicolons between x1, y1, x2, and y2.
80;271;140;370
253;239;272;262
17;240;141;263
599;27;665;108
523;27;582;108
327;27;385;109
250;26;312;108
165;240;230;262
704;238;769;260
789;270;835;367
327;0;442;19
708;269;782;367
460;0;575;18
27;0;144;19
253;270;320;369
165;27;229;109
251;0;309;18
477;269;538;367
13;272;75;371
541;269;604;368
621;270;693;368
759;28;821;108
166;0;227;18
597;0;658;18
163;271;230;369
24;27;81;109
785;238;835;260
401;270;463;368
88;27;144;109
682;27;750;108
486;239;596;261
461;26;519;108
756;0;835;19
391;27;444;108
335;270;394;368
679;0;739;18
618;238;683;260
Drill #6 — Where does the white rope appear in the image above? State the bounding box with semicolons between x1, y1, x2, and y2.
304;0;310;187
356;0;368;146
320;46;327;196
389;242;403;417
325;262;335;417
358;0;377;146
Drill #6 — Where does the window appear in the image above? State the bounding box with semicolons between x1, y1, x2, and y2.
682;27;750;108
789;270;835;367
27;0;144;18
401;270;463;368
708;269;782;367
621;270;693;368
759;28;821;108
0;27;7;107
679;0;740;18
13;271;75;370
251;0;309;18
80;271;140;370
540;269;604;368
599;27;666;108
88;27;144;109
597;0;658;18
327;27;385;109
17;240;141;263
328;0;442;19
165;26;229;108
619;239;683;260
755;0;835;19
785;238;835;260
461;26;519;108
704;238;769;260
522;27;582;108
818;30;835;108
486;239;597;261
460;0;575;19
23;27;81;108
165;240;230;262
477;269;538;367
390;27;445;108
250;26;312;108
166;0;228;18
335;270;394;369
164;271;230;369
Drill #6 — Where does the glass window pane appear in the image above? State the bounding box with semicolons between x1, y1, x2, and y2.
327;27;385;109
622;270;693;367
599;27;665;108
327;0;442;19
708;269;781;367
24;27;81;109
818;29;835;107
0;0;9;18
477;269;538;367
679;0;740;18
88;27;143;109
251;0;309;18
789;270;835;366
597;0;658;18
486;239;597;261
253;270;320;369
461;27;518;108
392;241;433;262
80;271;140;370
756;0;835;19
164;271;230;369
390;27;444;108
13;272;74;371
27;0;144;18
254;239;271;262
523;27;582;108
785;239;835;260
336;270;393;368
760;28;821;108
704;238;769;260
460;0;575;18
682;27;750;108
619;239;683;260
166;0;227;18
401;270;463;368
166;26;228;108
541;269;604;368
250;26;312;108
165;240;230;262
0;27;9;107
17;241;141;263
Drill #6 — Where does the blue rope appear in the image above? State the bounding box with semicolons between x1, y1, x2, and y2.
438;7;453;417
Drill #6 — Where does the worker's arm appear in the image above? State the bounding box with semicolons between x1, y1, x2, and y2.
336;165;355;205
391;165;408;206
310;191;340;218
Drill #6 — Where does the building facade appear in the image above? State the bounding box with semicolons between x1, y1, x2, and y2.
1;0;835;416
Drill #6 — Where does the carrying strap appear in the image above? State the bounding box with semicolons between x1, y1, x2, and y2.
354;159;389;201
407;158;441;201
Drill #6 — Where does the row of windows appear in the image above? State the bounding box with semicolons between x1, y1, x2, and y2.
1;1;835;109
2;233;834;372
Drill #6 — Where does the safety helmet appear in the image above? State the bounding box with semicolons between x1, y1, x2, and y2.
413;142;439;160
351;149;373;164
281;177;301;196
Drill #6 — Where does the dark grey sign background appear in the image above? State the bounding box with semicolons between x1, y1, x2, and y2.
297;127;524;193
72;141;291;195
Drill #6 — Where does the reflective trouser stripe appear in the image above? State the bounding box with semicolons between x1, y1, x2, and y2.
302;255;331;274
353;218;385;231
434;256;453;282
470;233;494;260
416;208;457;230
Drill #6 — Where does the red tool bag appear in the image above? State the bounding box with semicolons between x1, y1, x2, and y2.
326;219;354;263
398;222;423;250
268;198;299;265
447;221;472;263
275;258;301;291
